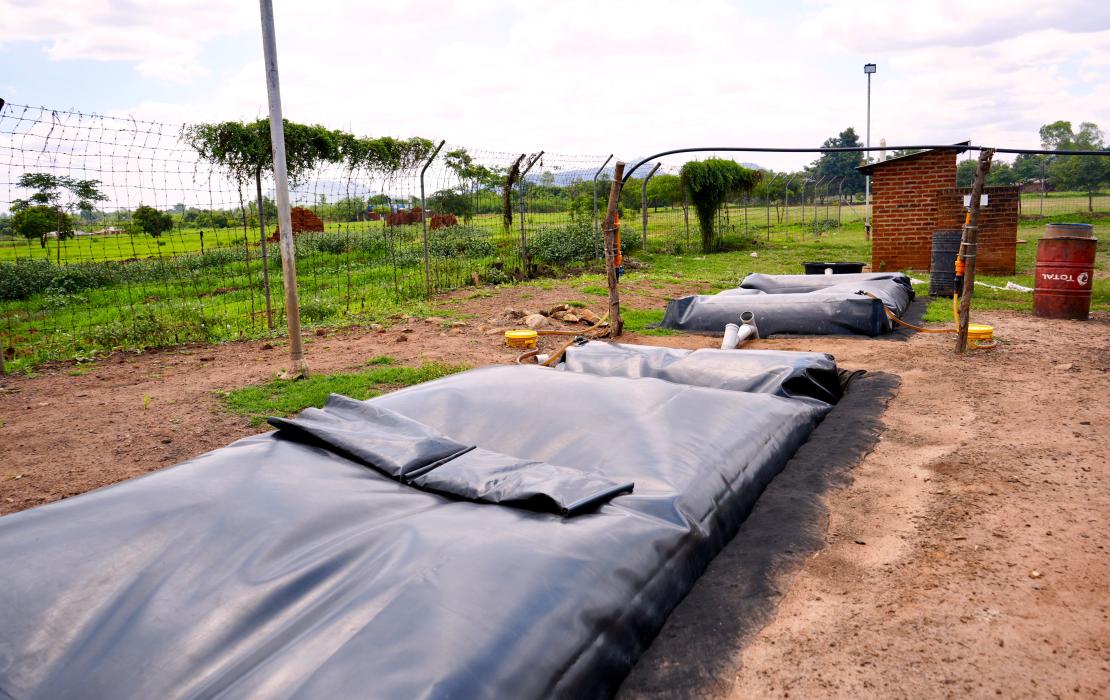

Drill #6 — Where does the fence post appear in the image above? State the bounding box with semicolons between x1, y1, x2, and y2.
682;188;690;246
956;149;995;353
259;0;307;377
837;178;844;231
419;139;446;294
518;151;543;272
255;170;273;329
593;154;613;233
641;162;661;252
784;174;796;240
603;162;626;336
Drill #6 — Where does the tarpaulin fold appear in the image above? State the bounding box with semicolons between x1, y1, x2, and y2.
268;394;633;515
661;272;915;336
561;342;843;405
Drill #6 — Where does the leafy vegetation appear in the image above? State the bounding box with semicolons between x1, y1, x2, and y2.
680;159;761;251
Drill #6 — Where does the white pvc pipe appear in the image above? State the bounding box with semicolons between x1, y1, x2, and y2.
721;323;741;349
722;312;758;349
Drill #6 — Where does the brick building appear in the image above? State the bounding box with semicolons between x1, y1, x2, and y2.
860;145;1019;274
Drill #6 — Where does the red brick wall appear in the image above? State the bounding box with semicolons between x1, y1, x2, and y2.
870;150;956;272
937;186;1019;274
869;153;1018;275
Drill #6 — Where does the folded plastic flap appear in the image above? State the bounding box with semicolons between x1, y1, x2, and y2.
269;395;631;515
410;447;633;515
267;394;468;478
561;342;843;404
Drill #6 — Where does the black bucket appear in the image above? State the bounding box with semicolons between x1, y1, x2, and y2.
929;230;962;296
802;261;866;275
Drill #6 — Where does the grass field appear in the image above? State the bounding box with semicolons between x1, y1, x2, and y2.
2;200;1106;372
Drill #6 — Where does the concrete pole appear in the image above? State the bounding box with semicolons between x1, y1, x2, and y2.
259;0;307;377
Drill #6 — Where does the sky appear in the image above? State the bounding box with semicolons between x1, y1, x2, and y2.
3;0;1110;172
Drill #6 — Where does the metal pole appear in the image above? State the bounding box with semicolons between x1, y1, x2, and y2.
764;173;779;241
800;179;808;232
419;139;446;294
593;154;613;233
865;71;872;239
837;177;844;231
1040;159;1046;217
259;0;307;377
784;174;796;240
518;151;543;269
641;162;661;252
256;170;273;329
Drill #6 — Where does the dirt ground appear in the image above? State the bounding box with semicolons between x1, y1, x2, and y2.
0;279;1107;698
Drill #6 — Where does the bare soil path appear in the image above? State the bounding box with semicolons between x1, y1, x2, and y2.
0;279;1107;698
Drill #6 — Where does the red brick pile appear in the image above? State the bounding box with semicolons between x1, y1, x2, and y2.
268;207;325;242
429;214;458;230
387;207;424;226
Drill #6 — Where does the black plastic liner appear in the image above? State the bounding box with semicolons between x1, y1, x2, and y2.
661;272;915;336
561;341;843;405
0;363;831;700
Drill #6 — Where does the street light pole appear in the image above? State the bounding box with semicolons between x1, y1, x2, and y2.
864;63;876;239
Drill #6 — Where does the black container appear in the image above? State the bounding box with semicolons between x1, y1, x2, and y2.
929;230;962;296
802;261;866;275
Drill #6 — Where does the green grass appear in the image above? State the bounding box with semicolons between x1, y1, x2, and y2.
621;308;678;336
2;200;1107;371
221;360;468;425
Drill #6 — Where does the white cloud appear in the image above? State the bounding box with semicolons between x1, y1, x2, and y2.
5;0;1110;171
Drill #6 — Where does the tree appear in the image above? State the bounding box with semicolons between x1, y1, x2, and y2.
680;159;761;251
956;159;977;188
428;187;474;220
12;205;63;246
10;173;106;250
646;174;682;209
132;204;175;238
1040;120;1110;211
810;127;866;195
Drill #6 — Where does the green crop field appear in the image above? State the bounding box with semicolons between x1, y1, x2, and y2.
1;200;1106;373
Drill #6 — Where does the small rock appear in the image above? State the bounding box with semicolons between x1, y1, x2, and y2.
314;328;326;337
750;252;759;258
161;437;173;444
547;304;569;316
1029;570;1043;579
450;321;467;328
199;356;215;362
396;334;409;343
504;307;525;319
261;343;274;350
577;309;601;324
563;313;579;323
401;328;414;334
551;311;568;321
524;314;549;329
1053;363;1073;371
424;316;446;324
368;323;383;332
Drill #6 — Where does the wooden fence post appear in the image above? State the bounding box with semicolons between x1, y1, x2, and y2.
956;148;995;353
603;162;625;337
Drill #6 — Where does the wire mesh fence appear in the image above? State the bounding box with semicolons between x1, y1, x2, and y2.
1;101;1106;370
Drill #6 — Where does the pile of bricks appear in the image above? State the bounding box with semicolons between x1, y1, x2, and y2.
268;207;324;242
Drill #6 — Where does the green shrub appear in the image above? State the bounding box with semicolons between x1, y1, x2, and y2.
0;259;55;301
531;220;640;264
428;225;495;258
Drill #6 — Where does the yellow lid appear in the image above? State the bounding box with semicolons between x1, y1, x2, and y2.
505;330;538;340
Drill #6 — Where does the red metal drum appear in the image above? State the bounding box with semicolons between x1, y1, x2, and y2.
1033;236;1098;320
